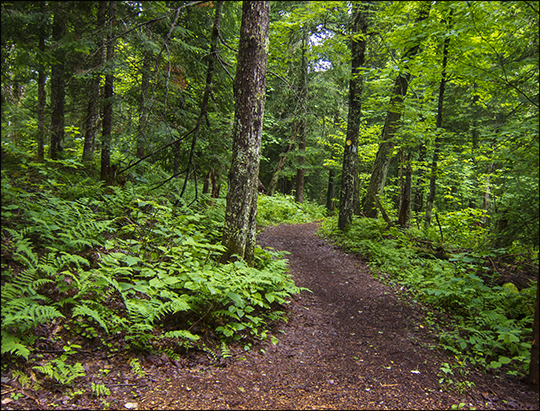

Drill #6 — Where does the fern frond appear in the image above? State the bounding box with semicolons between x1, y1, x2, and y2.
163;329;200;341
221;342;231;358
2;303;64;329
1;332;31;360
33;363;54;379
72;304;109;334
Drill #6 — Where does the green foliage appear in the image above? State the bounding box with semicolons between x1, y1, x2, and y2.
91;382;111;398
257;193;326;226
32;343;85;386
320;215;537;377
1;152;305;381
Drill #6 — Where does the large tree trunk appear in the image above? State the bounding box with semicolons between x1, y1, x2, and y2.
100;1;116;182
221;1;270;265
36;2;47;162
49;1;67;160
338;1;368;230
363;1;431;218
295;27;309;204
83;1;107;163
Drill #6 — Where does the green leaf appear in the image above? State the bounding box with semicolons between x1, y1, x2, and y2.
498;356;511;365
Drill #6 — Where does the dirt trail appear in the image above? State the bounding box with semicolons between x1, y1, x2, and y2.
133;223;537;410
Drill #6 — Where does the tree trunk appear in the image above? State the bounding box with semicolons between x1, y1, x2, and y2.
338;1;368;230
221;1;270;265
412;144;426;213
363;1;431;218
295;27;309;204
83;1;107;163
397;150;412;227
37;3;47;162
425;11;452;228
180;0;223;197
137;48;153;159
268;122;299;196
326;169;336;213
49;1;67;160
101;1;116;182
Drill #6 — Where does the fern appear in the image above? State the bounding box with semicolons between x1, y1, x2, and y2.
1;332;31;360
72;304;109;334
33;359;85;385
220;342;231;359
163;330;200;341
3;303;65;330
91;382;111;397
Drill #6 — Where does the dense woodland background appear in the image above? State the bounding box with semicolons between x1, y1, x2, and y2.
1;0;538;401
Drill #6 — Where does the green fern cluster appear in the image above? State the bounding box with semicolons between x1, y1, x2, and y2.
2;155;305;385
1;229;65;359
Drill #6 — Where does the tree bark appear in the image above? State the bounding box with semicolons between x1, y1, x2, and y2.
326;169;336;213
338;1;369;230
397;150;412;227
179;0;223;198
425;11;452;228
49;1;67;160
100;1;116;182
268;122;299;196
363;1;431;218
295;27;309;204
83;1;107;163
221;1;270;265
36;2;47;162
137;47;153;159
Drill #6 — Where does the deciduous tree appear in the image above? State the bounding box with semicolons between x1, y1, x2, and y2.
221;1;270;265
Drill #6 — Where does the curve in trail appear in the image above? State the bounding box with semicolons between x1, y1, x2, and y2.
255;222;457;410
138;223;536;410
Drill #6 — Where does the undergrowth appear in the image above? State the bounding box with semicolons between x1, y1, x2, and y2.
319;216;537;378
257;193;326;226
1;149;308;391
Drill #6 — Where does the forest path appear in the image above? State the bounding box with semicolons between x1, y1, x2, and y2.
136;222;537;410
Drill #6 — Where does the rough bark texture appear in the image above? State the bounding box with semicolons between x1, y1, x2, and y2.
295;28;309;204
100;1;116;182
363;2;431;218
49;1;66;160
338;1;368;230
221;1;270;265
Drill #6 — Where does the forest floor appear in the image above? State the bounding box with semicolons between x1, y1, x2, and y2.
2;222;538;410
